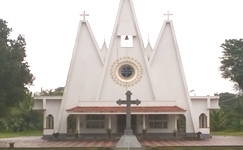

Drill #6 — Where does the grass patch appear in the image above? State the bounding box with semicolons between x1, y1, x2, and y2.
0;130;42;138
211;131;243;136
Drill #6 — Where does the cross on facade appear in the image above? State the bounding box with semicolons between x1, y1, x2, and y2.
116;91;141;135
164;11;173;20
80;11;89;21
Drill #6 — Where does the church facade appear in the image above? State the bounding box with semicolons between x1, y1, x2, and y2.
34;0;219;139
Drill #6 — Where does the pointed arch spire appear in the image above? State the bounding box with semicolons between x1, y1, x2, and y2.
145;35;153;60
101;40;108;61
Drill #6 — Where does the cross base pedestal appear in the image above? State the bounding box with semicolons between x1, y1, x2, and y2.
124;129;133;135
116;135;141;148
116;129;141;148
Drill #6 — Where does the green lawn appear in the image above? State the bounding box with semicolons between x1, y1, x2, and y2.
0;130;42;138
1;130;243;138
211;131;243;136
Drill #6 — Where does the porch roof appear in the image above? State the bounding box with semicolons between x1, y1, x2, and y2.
66;106;186;114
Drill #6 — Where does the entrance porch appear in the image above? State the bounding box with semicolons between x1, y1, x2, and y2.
66;113;186;139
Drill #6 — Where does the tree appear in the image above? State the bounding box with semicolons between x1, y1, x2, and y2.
215;92;243;131
0;19;34;117
210;110;227;131
0;91;43;132
220;39;243;91
16;91;42;131
37;87;64;96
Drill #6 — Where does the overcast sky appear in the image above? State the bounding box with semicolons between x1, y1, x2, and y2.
1;0;242;96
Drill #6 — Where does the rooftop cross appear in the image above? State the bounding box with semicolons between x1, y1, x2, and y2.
80;11;89;21
116;91;141;135
164;11;173;20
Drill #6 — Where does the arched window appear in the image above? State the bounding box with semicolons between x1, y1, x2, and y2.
199;113;207;128
46;114;54;129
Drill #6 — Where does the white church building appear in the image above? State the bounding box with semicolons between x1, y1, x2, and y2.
34;0;219;139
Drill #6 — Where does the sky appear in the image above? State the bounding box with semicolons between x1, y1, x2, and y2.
1;0;242;96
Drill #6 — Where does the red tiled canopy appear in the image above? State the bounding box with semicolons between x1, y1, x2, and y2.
66;106;186;113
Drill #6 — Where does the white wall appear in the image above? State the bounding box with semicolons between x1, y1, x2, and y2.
191;99;209;131
44;100;61;131
34;99;43;110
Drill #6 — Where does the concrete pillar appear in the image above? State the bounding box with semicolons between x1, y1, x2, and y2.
43;98;46;109
76;115;80;133
142;114;145;129
207;96;210;109
43;113;46;129
175;115;178;130
108;115;111;129
207;113;210;128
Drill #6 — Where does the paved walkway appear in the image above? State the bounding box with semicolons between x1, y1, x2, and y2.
0;136;243;148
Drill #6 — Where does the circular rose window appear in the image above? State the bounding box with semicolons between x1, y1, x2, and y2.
119;64;134;78
110;57;143;87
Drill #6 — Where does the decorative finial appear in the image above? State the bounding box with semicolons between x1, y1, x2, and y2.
148;34;150;43
80;11;89;21
164;11;173;20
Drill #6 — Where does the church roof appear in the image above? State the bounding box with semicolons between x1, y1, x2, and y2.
66;106;186;113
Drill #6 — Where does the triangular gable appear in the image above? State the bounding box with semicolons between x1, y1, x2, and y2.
150;20;190;102
149;20;196;132
56;20;103;131
95;0;156;101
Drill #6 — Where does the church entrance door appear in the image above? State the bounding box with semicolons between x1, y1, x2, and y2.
117;115;136;134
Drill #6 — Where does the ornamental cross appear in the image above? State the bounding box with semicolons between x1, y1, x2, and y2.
164;11;173;20
116;91;141;134
80;11;89;21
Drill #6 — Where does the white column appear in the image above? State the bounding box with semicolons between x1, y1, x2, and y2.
76;115;80;133
174;115;178;130
43;113;46;129
207;96;210;128
108;115;111;129
207;113;210;128
142;114;146;129
43;98;46;109
207;96;210;109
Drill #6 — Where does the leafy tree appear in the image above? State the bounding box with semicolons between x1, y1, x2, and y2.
0;19;34;117
0;91;43;132
213;92;243;131
220;39;243;91
53;87;64;95
210;110;227;131
37;87;64;96
16;91;43;131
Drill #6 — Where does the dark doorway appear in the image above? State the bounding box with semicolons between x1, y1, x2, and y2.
177;114;186;133
117;115;137;134
67;115;76;133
